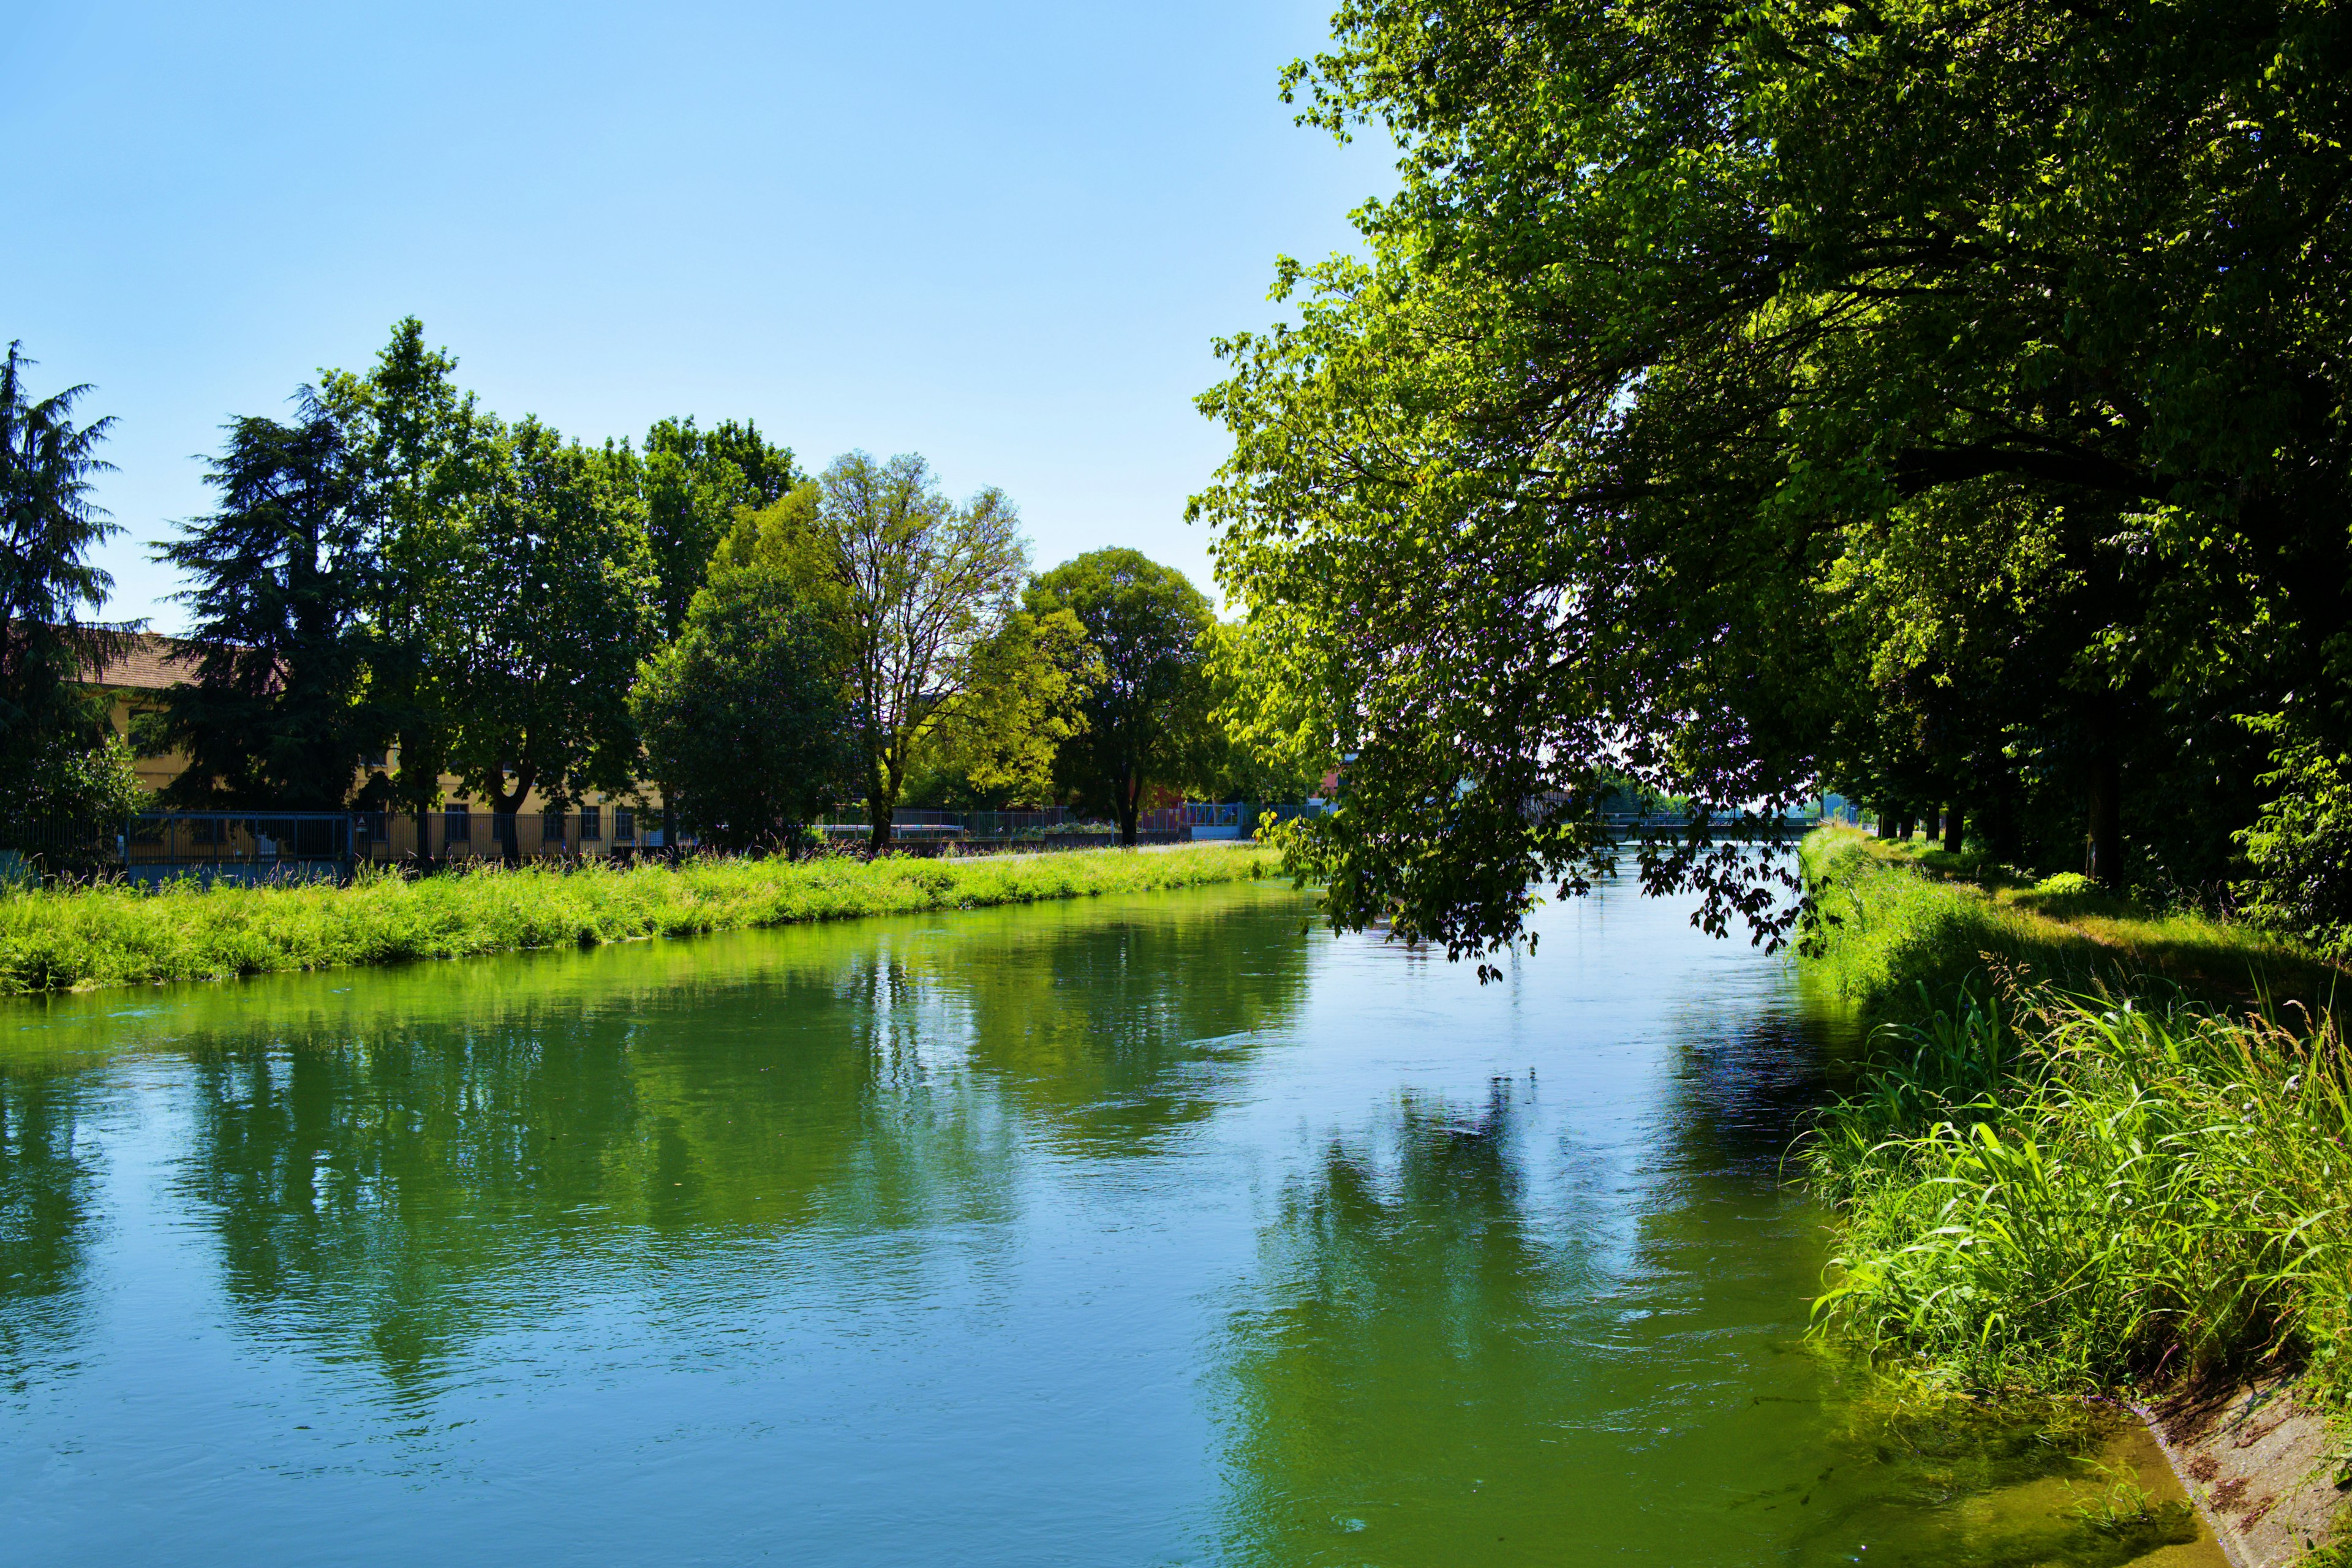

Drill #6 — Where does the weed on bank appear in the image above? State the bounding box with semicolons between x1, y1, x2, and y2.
1800;828;2352;1409
0;846;1275;996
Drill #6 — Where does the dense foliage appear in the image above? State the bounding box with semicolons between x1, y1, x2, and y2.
149;396;381;808
12;318;1281;848
1028;548;1216;843
631;554;857;849
1194;0;2352;956
0;343;134;830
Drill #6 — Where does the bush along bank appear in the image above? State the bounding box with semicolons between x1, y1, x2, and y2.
1799;827;2352;1556
0;844;1277;997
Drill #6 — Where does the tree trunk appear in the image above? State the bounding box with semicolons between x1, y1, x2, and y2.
2085;751;2122;885
1985;778;2021;865
867;787;893;854
1118;771;1140;847
1942;804;1964;854
1896;812;1915;842
484;766;534;867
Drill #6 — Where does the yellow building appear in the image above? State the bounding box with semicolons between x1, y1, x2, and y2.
81;634;670;862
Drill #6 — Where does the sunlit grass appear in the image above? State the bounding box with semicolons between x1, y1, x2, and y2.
1800;826;2335;1023
0;845;1276;996
1808;982;2352;1406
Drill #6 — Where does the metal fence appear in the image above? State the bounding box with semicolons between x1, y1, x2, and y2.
0;809;690;886
0;799;1340;886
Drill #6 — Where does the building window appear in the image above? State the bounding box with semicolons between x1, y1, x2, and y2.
579;805;601;842
541;807;565;843
444;807;471;843
614;808;635;843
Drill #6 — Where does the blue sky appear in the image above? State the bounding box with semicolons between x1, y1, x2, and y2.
2;1;1389;630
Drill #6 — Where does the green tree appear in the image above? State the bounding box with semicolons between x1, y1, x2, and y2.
903;604;1096;810
318;318;489;849
1027;549;1215;843
641;417;798;640
1193;0;2352;961
445;418;658;840
630;555;856;852
636;417;799;846
0;343;135;823
816;451;1028;850
150;395;380;809
0;338;140;823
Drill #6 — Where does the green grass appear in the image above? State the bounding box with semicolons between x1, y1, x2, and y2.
1807;982;2352;1405
1800;825;2337;1025
1800;827;2352;1409
0;845;1278;996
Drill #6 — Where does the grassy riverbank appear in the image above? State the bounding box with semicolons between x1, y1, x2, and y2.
1800;826;2352;1412
1800;826;2334;1023
0;844;1276;997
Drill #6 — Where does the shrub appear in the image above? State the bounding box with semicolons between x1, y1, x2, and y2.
2237;740;2352;959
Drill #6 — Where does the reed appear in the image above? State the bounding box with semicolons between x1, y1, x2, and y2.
0;845;1276;997
1808;982;2352;1404
1801;827;2352;1404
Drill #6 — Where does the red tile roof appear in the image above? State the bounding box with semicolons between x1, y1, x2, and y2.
81;632;202;692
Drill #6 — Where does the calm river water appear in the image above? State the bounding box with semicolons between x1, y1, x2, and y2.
1;876;2218;1566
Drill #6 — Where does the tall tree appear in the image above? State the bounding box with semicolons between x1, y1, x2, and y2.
318;317;489;846
445;418;659;841
1193;0;2352;963
816;451;1028;850
640;417;798;641
630;554;857;852
0;343;132;817
150;395;379;809
1028;549;1215;843
636;417;798;845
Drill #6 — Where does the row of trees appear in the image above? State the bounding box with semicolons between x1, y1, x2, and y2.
2;321;1301;854
1194;0;2352;954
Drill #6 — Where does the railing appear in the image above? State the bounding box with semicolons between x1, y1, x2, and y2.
0;800;1348;886
353;809;682;865
0;809;697;886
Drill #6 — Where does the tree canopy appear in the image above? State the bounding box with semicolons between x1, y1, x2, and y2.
817;450;1030;848
1028;548;1216;843
631;551;856;851
444;417;660;823
0;342;132;816
150;395;380;809
1193;0;2352;960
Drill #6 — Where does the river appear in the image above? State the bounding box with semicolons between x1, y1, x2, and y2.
0;875;2218;1565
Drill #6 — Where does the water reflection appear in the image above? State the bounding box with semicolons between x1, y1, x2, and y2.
0;879;2218;1567
0;1073;101;1387
2;887;1313;1403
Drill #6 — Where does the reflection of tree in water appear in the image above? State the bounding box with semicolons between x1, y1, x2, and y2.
943;892;1313;1153
156;884;1310;1396
1213;1085;1604;1567
170;965;1014;1400
0;1072;102;1389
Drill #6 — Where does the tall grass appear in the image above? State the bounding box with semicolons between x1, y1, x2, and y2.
1801;827;2352;1405
0;845;1277;997
1807;984;2352;1404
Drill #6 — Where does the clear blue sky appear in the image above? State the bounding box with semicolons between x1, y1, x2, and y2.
2;1;1388;631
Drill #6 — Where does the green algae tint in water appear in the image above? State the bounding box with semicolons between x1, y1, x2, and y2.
0;878;2220;1567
